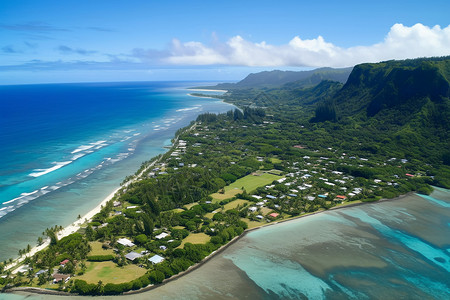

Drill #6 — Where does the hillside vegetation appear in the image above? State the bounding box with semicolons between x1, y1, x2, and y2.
222;56;450;187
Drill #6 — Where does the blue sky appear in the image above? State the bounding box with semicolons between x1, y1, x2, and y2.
1;0;449;84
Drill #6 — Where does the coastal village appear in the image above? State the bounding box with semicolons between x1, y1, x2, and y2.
0;107;431;295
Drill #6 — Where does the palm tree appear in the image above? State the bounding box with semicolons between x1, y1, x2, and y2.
26;269;34;284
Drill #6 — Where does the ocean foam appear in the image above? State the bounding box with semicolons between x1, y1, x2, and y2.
71;140;107;154
29;161;73;177
72;153;86;160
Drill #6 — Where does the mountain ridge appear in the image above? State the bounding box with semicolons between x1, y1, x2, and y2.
194;67;352;90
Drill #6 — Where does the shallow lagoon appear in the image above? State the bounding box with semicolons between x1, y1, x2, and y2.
6;188;450;299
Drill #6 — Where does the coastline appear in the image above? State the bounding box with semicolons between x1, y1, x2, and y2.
4;94;204;273
3;87;434;296
187;93;216;99
186;88;228;93
122;191;418;295
7;187;119;273
6;191;418;296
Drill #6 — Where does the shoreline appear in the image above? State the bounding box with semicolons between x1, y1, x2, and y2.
186;88;228;93
187;93;216;99
4;93;205;273
6;139;172;273
6;191;418;296
6;187;119;273
119;191;418;295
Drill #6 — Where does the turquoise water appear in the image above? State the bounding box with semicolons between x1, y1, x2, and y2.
4;188;449;299
0;82;234;261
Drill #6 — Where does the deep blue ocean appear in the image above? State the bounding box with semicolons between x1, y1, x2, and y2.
0;81;233;260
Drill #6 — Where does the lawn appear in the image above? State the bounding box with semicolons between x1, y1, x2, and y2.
183;202;198;210
77;261;146;284
270;158;282;164
179;233;210;248
260;207;272;215
223;199;250;211
210;173;282;202
240;218;265;229
204;211;220;219
226;173;282;193
172;225;186;230
210;188;242;202
88;241;114;256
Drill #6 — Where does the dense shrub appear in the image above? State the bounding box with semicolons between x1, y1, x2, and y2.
86;255;115;262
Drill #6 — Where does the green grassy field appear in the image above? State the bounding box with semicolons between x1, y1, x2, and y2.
179;233;210;248
76;261;146;284
223;199;250;211
226;173;282;193
270;158;282;164
240;218;265;229
183;202;198;210
88;241;114;256
210;188;242;201
210;173;281;202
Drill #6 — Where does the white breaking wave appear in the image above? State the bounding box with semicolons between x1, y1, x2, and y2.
29;161;73;177
72;153;86;160
71;140;107;154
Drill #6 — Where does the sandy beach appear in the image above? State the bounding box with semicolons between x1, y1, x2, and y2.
7;156;162;273
7;187;119;273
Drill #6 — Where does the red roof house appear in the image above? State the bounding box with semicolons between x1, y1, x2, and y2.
60;259;70;266
336;195;347;200
405;173;414;177
269;213;280;218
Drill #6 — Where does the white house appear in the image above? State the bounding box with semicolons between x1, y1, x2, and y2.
149;254;165;264
117;238;135;247
155;232;169;240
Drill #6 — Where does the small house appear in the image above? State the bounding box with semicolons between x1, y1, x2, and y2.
249;207;257;213
148;254;165;265
155;232;169;240
53;273;71;283
35;269;47;277
60;259;70;266
335;195;347;201
269;213;279;218
117;238;135;247
125;251;143;261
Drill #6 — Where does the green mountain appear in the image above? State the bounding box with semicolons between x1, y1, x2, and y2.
221;56;450;186
196;67;352;90
333;57;450;120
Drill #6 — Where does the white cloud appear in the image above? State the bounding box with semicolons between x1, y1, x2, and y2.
163;23;450;67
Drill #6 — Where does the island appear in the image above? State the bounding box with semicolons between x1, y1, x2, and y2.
1;56;449;296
